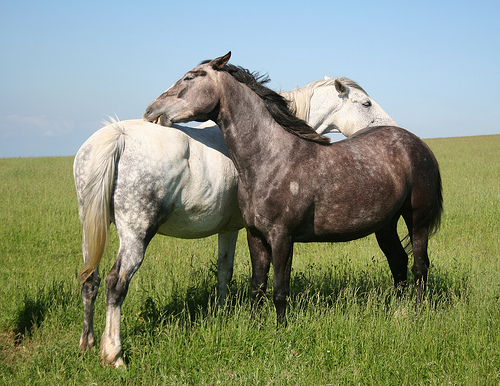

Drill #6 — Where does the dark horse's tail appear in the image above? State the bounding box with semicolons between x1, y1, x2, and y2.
429;168;444;238
421;136;444;239
403;140;443;253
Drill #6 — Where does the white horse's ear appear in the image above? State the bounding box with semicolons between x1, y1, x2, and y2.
211;52;231;70
324;76;332;80
334;78;348;98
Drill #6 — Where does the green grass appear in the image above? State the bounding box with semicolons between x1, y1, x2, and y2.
0;135;499;384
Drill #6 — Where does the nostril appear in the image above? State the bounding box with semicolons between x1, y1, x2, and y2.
143;106;157;121
143;108;154;121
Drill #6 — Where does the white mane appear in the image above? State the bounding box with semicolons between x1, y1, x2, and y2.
283;77;368;122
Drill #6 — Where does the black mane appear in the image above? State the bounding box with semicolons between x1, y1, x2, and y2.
217;63;330;145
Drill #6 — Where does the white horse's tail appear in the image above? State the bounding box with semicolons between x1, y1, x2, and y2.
79;118;126;285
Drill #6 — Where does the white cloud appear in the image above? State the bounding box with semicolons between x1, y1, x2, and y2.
0;114;106;157
0;114;76;138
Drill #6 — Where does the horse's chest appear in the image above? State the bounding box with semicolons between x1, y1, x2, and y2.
238;181;310;230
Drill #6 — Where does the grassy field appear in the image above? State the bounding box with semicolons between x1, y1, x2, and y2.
0;134;499;384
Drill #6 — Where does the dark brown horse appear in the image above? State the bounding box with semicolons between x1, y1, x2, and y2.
143;52;443;324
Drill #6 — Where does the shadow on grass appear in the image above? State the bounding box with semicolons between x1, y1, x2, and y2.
130;259;468;336
131;262;239;335
13;281;73;345
10;260;467;346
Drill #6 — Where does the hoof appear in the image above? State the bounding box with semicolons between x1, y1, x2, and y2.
101;354;126;369
79;335;95;351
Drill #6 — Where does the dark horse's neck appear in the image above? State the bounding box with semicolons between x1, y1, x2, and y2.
215;76;278;180
212;71;327;185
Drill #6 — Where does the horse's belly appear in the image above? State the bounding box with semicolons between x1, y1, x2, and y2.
293;196;404;243
294;226;381;243
156;205;244;239
157;223;221;239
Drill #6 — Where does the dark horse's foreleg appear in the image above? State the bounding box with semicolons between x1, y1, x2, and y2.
248;227;295;325
247;230;271;315
269;231;294;326
375;217;409;292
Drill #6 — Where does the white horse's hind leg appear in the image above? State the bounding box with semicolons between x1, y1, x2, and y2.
217;231;239;306
79;266;100;350
100;238;146;368
79;233;101;351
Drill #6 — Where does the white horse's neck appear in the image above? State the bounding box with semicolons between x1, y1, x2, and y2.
280;78;343;134
281;77;397;137
280;79;339;122
280;87;315;123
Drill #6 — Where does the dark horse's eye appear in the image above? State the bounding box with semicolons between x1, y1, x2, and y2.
184;75;194;81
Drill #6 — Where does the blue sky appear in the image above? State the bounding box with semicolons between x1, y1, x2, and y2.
1;0;499;158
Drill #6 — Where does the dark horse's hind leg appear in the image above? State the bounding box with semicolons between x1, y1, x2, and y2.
375;218;408;292
408;226;430;303
402;209;431;303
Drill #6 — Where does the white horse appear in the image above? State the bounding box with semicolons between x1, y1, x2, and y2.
282;76;396;136
74;77;395;367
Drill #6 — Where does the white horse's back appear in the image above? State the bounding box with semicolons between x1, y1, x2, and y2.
76;119;243;241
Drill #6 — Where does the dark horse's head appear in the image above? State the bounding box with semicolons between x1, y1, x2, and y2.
143;52;330;145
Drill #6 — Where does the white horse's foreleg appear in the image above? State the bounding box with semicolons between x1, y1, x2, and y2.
100;241;145;368
217;231;239;306
79;266;100;350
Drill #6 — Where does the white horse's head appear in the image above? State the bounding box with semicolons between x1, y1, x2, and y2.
284;76;397;137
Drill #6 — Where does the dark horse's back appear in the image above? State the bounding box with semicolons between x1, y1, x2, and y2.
361;126;443;237
292;125;443;243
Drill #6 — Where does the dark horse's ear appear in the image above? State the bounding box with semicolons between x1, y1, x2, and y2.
210;52;231;70
334;78;348;98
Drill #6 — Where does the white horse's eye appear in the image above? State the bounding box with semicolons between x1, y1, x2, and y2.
362;101;372;108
